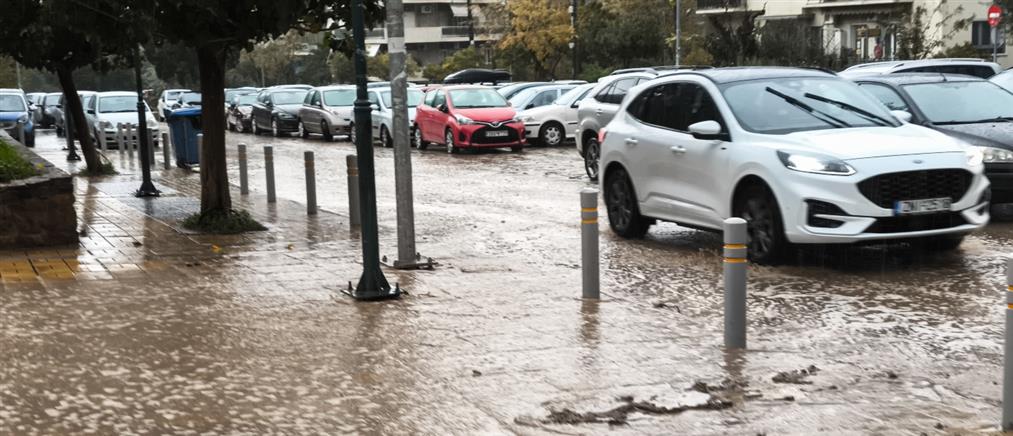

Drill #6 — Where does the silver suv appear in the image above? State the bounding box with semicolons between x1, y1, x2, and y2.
839;58;1001;79
576;72;655;180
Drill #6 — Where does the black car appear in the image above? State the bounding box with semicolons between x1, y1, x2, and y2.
250;88;308;136
855;73;1013;204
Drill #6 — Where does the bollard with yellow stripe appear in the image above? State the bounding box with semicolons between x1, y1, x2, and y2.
1004;257;1013;430
581;188;599;300
723;217;748;349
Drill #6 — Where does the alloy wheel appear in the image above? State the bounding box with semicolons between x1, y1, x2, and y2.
741;197;776;260
542;124;562;146
446;130;456;154
584;140;600;180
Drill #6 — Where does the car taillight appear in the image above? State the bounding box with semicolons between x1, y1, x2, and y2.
597;128;607;144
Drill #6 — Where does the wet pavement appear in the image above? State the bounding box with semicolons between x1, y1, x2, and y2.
2;128;1013;434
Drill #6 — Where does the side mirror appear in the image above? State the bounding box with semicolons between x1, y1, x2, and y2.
370;103;379;111
437;104;448;113
265;101;273;108
890;110;913;123
688;120;726;141
525;103;535;110
86;108;95;114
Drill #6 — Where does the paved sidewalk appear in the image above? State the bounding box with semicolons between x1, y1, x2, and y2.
1;134;1008;435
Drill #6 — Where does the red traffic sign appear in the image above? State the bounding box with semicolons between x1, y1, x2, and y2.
989;4;1002;28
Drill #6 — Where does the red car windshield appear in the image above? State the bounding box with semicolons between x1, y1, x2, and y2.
448;89;508;109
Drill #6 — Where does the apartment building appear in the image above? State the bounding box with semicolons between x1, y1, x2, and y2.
364;0;503;66
697;0;1010;67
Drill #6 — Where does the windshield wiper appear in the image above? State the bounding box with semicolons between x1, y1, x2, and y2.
803;92;892;127
937;116;1013;125
765;87;849;128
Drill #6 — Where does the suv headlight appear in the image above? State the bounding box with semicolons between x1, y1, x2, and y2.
454;114;474;125
976;146;1005;164
777;151;856;176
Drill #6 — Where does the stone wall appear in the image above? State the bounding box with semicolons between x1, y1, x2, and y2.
0;131;78;248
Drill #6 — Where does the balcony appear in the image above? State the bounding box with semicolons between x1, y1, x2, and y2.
697;0;743;10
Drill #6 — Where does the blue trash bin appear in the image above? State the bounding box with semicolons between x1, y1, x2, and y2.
166;107;201;168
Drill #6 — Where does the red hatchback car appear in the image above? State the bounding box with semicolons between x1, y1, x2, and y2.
412;85;525;153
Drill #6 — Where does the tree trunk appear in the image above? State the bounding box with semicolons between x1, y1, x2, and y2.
55;65;101;171
196;45;232;215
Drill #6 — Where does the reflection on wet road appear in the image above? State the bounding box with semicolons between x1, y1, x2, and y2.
0;129;1009;434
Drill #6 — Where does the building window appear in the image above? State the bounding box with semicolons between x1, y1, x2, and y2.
972;21;1006;53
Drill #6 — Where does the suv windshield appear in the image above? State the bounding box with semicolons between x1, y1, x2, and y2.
323;89;356;106
904;81;1013;124
273;90;307;105
556;84;593;106
100;96;143;113
449;89;509;108
0;94;26;112
381;89;424;108
235;94;257;106
166;91;185;101
721;77;898;134
180;93;201;105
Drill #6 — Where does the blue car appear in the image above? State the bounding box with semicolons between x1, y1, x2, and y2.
0;90;34;147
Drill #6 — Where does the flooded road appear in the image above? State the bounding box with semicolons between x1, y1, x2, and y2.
2;129;1011;434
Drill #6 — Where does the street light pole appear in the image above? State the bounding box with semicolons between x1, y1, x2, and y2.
134;47;159;198
675;0;682;65
349;0;400;300
570;0;578;79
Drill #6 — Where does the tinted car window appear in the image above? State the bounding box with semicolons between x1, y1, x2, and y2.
606;78;637;104
595;82;616;103
432;90;446;107
903;81;1013;123
324;89;355;106
629;83;721;131
684;84;722;129
529;90;558;108
900;65;995;79
858;83;909;111
271;90;307;105
424;90;436;106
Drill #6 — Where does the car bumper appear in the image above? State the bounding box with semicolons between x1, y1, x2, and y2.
456;123;526;148
100;128;160;147
775;153;989;244
275;118;299;132
523;122;541;140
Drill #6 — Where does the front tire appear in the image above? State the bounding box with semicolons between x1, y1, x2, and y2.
445;129;457;154
299;121;309;139
322;121;333;142
272;119;281;137
584;138;601;181
349;123;356;144
252;119;261;135
380;126;392;148
604;167;650;238
539;122;564;147
736;184;789;265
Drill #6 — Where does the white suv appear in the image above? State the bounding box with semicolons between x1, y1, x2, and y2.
599;68;990;264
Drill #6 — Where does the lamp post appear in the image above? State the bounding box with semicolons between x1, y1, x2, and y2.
134;47;159;198
570;0;578;79
348;0;400;301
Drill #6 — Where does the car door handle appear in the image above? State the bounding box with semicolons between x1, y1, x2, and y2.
625;138;638;146
595;109;603;115
670;146;686;154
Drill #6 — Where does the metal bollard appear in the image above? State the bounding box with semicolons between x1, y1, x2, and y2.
98;125;107;151
196;133;203;168
1005;257;1013;430
265;145;276;203
723;218;748;349
581;188;600;299
305;151;317;215
126;124;135;157
148;130;155;164
162;132;171;169
346;155;361;226
116;124;125;152
16;121;25;145
238;143;248;195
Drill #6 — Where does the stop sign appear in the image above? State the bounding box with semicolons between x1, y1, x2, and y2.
989;4;1002;28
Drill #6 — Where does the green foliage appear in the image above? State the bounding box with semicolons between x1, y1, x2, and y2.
897;0;971;60
422;47;485;82
0;139;36;183
936;42;986;59
499;0;573;79
182;209;267;234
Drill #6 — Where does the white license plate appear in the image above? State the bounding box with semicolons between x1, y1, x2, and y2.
894;198;951;215
485;130;508;138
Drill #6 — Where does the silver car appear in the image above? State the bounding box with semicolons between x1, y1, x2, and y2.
576;72;654;180
55;91;96;138
298;86;355;141
368;87;424;147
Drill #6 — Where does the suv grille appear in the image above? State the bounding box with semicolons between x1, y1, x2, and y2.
857;169;971;208
471;126;519;144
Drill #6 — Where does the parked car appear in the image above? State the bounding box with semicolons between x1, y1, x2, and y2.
251;88;309;136
26;92;44;123
517;83;595;146
39;92;61;128
989;68;1013;93
227;93;259;133
157;88;190;121
0;90;34;147
368;86;425;147
855;73;1013;204
85;91;160;148
576;71;657;179
172;92;201;110
55;91;96;138
599;67;989;264
496;82;548;100
839;58;1001;79
442;68;512;85
413;85;525;153
224;87;258;116
508;84;577;112
271;84;313;90
298;85;355;141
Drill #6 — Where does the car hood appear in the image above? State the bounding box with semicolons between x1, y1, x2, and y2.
98;112;155;125
276;104;301;115
779;125;969;161
932;122;1013;150
454;107;516;122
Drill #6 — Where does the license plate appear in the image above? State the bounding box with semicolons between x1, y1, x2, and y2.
894;198;951;215
485;130;508;138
